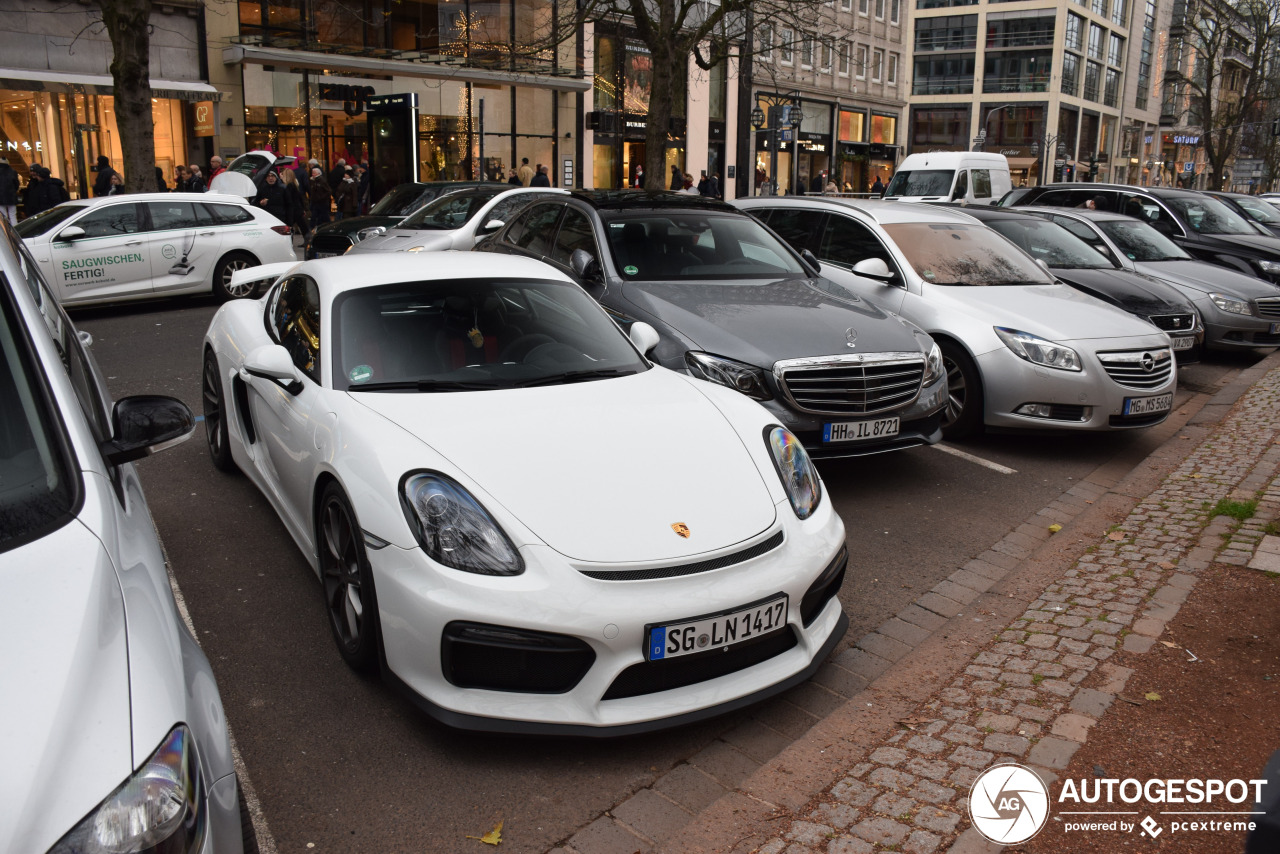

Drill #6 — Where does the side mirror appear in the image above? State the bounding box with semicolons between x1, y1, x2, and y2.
477;219;505;235
56;226;86;243
852;258;894;281
629;321;660;355
100;395;195;465
799;248;822;277
241;344;303;394
570;248;603;282
356;225;386;241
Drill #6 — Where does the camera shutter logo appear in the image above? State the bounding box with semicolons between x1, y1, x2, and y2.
969;763;1050;844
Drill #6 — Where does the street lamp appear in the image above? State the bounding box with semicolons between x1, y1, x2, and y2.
789;101;803;195
750;107;765;195
1029;138;1068;186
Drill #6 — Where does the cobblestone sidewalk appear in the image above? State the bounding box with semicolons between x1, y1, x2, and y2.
750;365;1280;854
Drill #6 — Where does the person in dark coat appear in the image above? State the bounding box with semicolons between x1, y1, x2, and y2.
27;167;67;215
106;173;126;195
23;169;45;216
870;175;885;196
0;157;19;224
256;170;289;223
530;165;551;187
93;156;118;197
333;169;358;218
308;167;331;233
697;170;711;197
328;158;347;192
669;164;682;190
279;167;306;234
154;166;168;193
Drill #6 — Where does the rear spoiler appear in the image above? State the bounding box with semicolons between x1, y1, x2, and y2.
229;261;299;292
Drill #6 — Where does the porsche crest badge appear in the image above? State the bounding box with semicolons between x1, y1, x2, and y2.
671;523;691;539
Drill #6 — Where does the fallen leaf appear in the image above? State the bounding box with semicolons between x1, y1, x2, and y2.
1160;641;1180;648
1048;523;1063;534
1118;694;1145;706
1158;562;1176;570
466;821;503;846
1108;532;1125;541
1145;692;1162;702
898;715;934;729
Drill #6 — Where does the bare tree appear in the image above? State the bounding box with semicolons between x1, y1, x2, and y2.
541;0;852;190
1162;0;1280;189
94;0;158;193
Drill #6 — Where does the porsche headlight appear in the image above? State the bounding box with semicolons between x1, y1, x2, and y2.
1209;292;1252;316
686;352;772;400
400;472;523;576
766;426;821;519
994;327;1082;372
922;341;944;386
49;726;205;854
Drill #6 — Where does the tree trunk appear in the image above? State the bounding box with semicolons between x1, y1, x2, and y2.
643;41;679;191
99;0;157;194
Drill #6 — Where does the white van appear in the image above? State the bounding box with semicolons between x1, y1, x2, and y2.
882;152;1012;205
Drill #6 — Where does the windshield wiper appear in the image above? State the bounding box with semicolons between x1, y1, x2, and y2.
515;369;633;388
349;379;500;392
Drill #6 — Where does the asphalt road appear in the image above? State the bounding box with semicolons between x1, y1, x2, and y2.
70;293;1268;853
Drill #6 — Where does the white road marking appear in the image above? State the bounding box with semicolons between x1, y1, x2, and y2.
931;443;1018;474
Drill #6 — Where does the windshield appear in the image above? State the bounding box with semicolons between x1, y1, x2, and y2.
370;183;434;217
227;153;273;178
984;219;1115;269
882;222;1056;286
885;169;955;197
603;212;806;280
1097;219;1192;262
398;189;504;230
14;205;82;238
1231;196;1280;225
0;276;76;552
333;278;649;392
1168;196;1260;235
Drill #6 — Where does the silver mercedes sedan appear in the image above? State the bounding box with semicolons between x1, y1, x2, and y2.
0;219;249;853
734;198;1177;437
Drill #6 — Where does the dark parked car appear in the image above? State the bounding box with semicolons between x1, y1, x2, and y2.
306;180;507;258
475;190;949;458
954;205;1203;363
1201;190;1280;239
1010;183;1280;286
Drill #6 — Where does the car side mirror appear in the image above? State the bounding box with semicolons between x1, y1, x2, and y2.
100;395;195;465
852;258;894;281
629;321;660;355
241;344;303;394
477;219;505;235
799;248;822;277
570;248;603;282
56;226;86;243
356;226;386;241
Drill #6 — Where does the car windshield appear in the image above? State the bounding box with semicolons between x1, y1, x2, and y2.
14;205;82;238
1096;219;1192;262
398;189;504;231
882;222;1057;286
603;212;806;280
1231;196;1280;224
333;278;649;392
984;219;1114;269
1168;196;1260;235
0;277;75;552
370;183;434;217
884;169;954;197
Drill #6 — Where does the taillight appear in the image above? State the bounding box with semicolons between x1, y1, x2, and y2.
270;225;290;235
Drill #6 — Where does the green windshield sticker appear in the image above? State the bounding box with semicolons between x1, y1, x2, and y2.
624;265;638;275
349;365;373;383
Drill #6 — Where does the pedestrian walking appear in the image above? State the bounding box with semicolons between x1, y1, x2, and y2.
256;169;289;223
0;157;19;224
530;164;551;187
508;168;521;186
697;170;711;197
356;164;371;214
185;166;206;193
308;167;332;232
328;158;347;192
708;172;721;199
209;155;226;181
870;175;885;196
154;166;168;192
280;167;307;235
669;164;682;190
93;156;118;197
518;157;534;186
31;167;67;211
106;173;126;195
334;168;358;219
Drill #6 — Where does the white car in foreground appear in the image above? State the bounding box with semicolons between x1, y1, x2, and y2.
202;253;848;733
17;192;297;306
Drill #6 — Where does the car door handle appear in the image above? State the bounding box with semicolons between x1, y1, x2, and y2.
199;231;216;236
125;240;142;246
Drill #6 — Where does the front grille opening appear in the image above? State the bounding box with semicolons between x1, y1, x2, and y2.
442;622;595;694
1148;313;1196;331
801;546;847;627
1109;411;1169;428
579;531;785;581
1097;349;1173;390
1255;297;1280;319
782;358;925;416
602;629;797;700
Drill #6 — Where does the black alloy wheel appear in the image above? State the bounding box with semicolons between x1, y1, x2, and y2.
319;483;380;672
940;342;984;439
202;349;235;472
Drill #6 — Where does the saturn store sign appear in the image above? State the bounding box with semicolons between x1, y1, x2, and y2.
193;101;215;137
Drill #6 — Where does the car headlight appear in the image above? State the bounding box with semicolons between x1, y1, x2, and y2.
686;352;772;400
1209;292;1253;316
49;725;205;854
765;426;821;519
400;472;524;576
922;341;944;386
994;327;1082;371
1254;259;1280;274
356;226;386;242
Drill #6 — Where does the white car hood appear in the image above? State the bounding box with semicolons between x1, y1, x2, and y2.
930;282;1156;342
0;520;132;854
356;230;454;253
351;369;778;563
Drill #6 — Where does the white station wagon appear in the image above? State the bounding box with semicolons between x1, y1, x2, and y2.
16;192;297;307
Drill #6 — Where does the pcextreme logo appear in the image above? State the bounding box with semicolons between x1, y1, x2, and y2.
969;763;1050;843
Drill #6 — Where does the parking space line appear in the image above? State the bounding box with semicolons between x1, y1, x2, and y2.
931;443;1018;474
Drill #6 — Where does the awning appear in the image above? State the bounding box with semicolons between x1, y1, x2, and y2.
0;67;222;101
1006;157;1038;170
224;43;593;94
